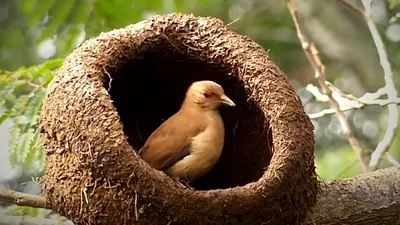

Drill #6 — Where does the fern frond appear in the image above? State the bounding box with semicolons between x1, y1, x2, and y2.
0;81;25;110
8;122;22;166
1;59;62;169
0;109;11;125
26;92;45;128
18;128;36;165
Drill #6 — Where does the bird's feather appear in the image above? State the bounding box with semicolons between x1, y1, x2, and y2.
138;109;207;171
137;80;234;183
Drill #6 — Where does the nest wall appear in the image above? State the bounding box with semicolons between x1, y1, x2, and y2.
39;13;319;225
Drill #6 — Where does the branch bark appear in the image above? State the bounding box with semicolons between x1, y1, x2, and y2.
0;188;47;209
305;166;400;225
1;166;400;225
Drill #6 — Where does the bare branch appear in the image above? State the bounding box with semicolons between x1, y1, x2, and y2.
337;0;400;171
308;99;400;119
361;0;399;171
336;0;366;18
0;189;47;209
286;0;369;171
386;152;400;167
307;83;400;119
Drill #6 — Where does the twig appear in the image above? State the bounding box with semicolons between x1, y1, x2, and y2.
336;0;366;18
226;17;240;26
25;81;47;92
325;83;397;106
362;0;399;171
307;83;396;106
104;68;113;92
338;0;399;171
13;79;47;92
308;99;400;119
286;0;369;171
386;152;400;166
307;83;400;119
0;188;47;209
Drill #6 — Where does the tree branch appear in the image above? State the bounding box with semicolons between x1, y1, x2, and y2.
0;189;47;209
307;83;400;119
336;0;399;172
360;0;399;171
386;152;400;166
308;99;400;119
1;166;400;224
305;166;400;225
285;0;369;171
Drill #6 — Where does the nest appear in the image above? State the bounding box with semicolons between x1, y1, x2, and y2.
39;13;319;225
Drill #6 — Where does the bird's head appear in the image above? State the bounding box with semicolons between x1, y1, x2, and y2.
183;80;236;110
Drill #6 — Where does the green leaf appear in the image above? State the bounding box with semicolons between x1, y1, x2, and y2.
1;59;62;169
96;0;139;27
4;205;52;218
0;82;25;109
25;92;45;128
0;71;13;84
0;84;15;108
4;205;29;216
35;59;62;85
8;122;22;166
390;0;399;9
8;94;32;118
19;0;38;14
39;0;77;43
28;0;56;27
17;128;36;165
35;144;46;173
63;1;93;52
0;109;11;126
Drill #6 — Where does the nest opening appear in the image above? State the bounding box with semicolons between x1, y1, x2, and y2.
107;41;273;191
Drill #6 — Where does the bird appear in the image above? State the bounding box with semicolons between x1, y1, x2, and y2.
138;80;235;187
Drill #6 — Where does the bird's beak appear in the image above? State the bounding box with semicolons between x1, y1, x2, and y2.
220;94;236;107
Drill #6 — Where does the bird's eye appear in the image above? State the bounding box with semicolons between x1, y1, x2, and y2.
203;92;212;98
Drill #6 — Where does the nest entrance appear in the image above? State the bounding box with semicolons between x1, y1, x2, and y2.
107;43;273;190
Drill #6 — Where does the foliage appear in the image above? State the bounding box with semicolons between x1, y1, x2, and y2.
3;205;51;217
0;59;62;174
0;0;399;219
390;0;399;9
1;0;226;70
2;205;70;222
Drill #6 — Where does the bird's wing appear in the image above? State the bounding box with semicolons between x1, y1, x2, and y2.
138;111;206;171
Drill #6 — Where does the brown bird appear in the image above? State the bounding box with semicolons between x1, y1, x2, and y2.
138;80;235;186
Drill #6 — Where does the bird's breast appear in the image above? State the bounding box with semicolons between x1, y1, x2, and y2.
165;112;225;182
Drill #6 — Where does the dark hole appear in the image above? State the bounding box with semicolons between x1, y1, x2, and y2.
107;40;273;190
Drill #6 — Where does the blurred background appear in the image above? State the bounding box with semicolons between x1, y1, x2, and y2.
0;0;399;222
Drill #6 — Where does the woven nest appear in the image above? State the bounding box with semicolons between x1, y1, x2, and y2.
39;13;318;225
